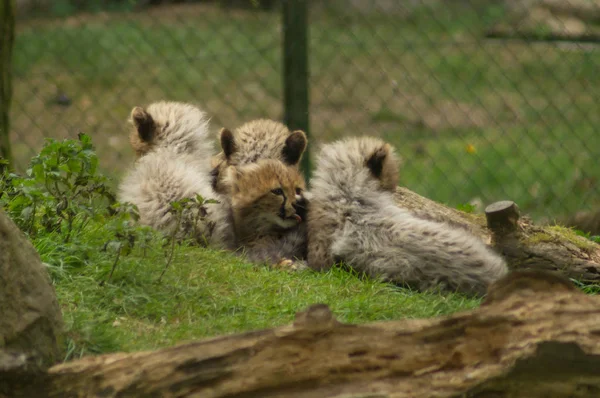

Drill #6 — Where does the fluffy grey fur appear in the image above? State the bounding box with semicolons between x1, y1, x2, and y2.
307;137;508;296
241;227;308;270
118;101;233;248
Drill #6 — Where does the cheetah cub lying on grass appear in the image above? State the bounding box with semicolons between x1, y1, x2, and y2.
306;136;508;296
224;159;308;269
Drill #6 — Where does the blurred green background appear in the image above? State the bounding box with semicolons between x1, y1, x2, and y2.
9;0;600;220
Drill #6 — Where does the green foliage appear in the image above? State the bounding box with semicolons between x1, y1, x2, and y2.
1;133;113;241
0;135;164;282
574;229;600;244
159;194;219;282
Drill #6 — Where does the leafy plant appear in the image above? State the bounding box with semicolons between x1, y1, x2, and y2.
1;134;177;282
575;229;600;244
2;134;227;284
101;202;155;285
1;133;115;241
158;194;219;282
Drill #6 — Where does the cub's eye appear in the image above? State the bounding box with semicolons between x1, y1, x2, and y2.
271;188;284;195
295;187;303;195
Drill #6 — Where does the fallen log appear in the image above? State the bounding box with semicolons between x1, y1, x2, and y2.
4;270;600;397
393;187;600;283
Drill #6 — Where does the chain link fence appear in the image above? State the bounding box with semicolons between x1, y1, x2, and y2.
9;0;600;221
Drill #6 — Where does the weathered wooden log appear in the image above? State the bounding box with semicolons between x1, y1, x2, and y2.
393;187;600;282
4;270;600;397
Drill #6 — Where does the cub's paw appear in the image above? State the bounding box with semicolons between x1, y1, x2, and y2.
274;258;308;272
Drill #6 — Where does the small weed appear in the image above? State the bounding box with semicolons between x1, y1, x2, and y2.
574;229;600;244
101;202;153;285
158;194;220;282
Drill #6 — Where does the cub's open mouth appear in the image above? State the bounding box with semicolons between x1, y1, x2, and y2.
283;213;303;223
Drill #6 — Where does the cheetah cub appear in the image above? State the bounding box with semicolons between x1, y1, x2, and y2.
223;159;308;270
211;119;307;194
118;101;233;247
307;137;508;296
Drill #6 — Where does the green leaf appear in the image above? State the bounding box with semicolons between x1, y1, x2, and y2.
106;241;122;253
67;158;82;173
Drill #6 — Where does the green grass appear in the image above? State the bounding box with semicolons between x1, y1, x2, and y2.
6;2;599;364
1;132;481;363
10;2;600;219
34;222;480;361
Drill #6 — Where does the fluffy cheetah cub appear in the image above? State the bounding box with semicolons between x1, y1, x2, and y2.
127;101;214;162
118;101;233;247
307;137;508;296
211;119;307;194
223;159;307;270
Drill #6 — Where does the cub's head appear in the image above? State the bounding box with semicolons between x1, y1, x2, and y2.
128;101;211;158
211;119;307;192
315;136;400;193
225;160;307;237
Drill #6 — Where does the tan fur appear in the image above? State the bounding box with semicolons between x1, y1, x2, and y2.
224;159;307;268
211;119;307;193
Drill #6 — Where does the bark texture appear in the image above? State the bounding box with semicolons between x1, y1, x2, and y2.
4;271;600;397
393;188;600;283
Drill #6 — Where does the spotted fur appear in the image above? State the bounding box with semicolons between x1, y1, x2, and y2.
224;159;307;268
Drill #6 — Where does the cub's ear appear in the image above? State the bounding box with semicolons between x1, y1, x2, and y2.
282;130;307;165
130;106;155;142
219;128;236;160
365;144;391;180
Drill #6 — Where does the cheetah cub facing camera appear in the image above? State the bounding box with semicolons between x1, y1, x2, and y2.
224;159;308;270
210;119;308;194
118;101;233;247
307;137;508;296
